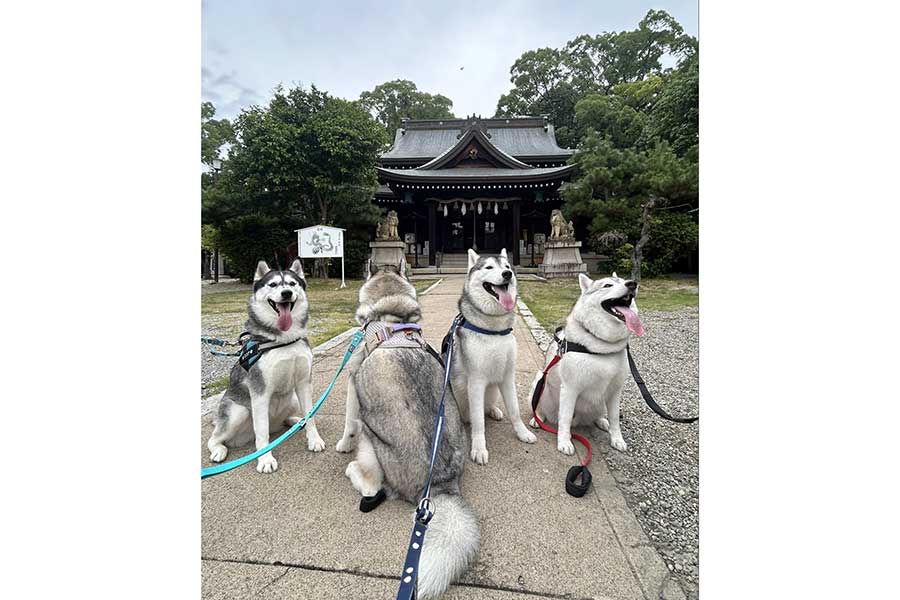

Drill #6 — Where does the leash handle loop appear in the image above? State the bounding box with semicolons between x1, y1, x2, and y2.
201;329;364;480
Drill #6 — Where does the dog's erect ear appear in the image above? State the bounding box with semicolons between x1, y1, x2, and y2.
467;248;479;271
578;273;593;294
499;248;508;260
364;258;376;280
289;258;305;279
254;260;271;282
398;256;408;280
611;271;618;279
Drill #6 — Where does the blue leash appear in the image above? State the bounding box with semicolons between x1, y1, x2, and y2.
395;315;462;600
201;329;364;480
201;334;245;357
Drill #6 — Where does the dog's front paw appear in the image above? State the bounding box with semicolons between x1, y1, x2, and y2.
517;428;537;444
335;436;355;453
529;416;540;429
256;454;278;474
487;406;504;421
609;435;628;452
209;444;228;462
595;417;610;432
307;435;326;452
557;438;575;456
470;446;489;465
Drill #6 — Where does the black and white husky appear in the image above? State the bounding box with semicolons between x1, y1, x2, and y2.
528;272;645;453
339;259;479;599
206;259;325;474
451;249;537;465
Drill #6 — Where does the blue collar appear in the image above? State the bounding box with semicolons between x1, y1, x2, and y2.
459;316;513;336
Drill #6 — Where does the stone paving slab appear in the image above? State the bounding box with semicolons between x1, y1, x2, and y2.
201;277;684;599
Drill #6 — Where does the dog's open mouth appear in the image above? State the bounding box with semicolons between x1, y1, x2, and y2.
601;293;644;336
483;282;516;312
268;300;296;332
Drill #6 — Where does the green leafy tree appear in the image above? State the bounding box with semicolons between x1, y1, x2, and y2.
201;102;235;167
495;10;695;151
645;55;699;157
204;85;387;282
359;79;454;137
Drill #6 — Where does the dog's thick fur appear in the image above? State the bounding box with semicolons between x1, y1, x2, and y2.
528;272;643;454
338;258;479;599
206;259;324;474
451;249;536;465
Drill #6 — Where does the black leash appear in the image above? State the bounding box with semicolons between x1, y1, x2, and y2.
394;314;463;600
626;346;698;423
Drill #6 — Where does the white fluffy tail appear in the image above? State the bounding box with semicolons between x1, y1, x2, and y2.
416;494;480;599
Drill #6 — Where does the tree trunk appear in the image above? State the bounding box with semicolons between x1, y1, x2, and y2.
631;196;657;283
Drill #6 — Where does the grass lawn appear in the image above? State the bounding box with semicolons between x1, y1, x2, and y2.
201;277;440;347
518;276;699;332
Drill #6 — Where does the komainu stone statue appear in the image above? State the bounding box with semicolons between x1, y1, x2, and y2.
376;210;400;240
549;209;575;241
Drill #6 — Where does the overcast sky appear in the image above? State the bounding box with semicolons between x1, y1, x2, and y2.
202;0;697;121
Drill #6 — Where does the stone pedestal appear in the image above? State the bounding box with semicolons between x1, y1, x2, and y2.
538;240;587;278
369;240;406;268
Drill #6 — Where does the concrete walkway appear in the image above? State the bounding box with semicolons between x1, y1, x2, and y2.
201;277;685;599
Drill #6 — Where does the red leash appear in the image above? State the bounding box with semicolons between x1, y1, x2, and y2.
530;354;593;497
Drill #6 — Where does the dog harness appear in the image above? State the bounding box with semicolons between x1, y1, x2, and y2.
201;332;307;371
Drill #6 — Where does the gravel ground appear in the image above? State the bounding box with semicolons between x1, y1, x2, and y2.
596;308;700;598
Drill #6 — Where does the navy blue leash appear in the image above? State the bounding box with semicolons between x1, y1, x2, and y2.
395;315;462;600
201;329;364;479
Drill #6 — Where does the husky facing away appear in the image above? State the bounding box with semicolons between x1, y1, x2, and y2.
451;249;537;465
338;258;479;599
529;272;644;454
206;259;325;474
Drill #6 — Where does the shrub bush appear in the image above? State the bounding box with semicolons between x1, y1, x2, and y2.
218;214;295;283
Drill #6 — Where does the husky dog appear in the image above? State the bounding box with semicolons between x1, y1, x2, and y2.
451;248;536;465
339;258;479;599
206;259;325;474
529;272;644;453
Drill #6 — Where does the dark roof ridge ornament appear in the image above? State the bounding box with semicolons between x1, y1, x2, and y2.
457;114;491;139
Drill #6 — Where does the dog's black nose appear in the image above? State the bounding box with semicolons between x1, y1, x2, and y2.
281;289;292;300
625;280;637;290
502;270;512;281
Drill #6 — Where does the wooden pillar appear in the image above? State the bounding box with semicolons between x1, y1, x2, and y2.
512;201;521;266
428;199;436;266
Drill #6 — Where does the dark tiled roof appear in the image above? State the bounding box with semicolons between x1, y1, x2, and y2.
378;165;574;183
381;117;573;161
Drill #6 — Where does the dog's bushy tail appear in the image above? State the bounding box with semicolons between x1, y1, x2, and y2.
416;493;479;599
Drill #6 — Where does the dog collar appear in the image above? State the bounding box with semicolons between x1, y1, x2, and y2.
553;326;619;356
458;315;512;336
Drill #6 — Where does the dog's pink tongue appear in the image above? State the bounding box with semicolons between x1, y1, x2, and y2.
497;287;516;312
618;306;644;336
276;303;293;331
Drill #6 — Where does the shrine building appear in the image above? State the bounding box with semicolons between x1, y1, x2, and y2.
373;115;576;269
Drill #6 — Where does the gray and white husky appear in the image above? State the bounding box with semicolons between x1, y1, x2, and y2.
528;272;645;454
339;258;479;599
451;249;536;465
206;259;325;474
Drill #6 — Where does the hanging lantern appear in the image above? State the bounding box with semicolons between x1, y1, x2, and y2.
502;201;508;210
443;204;448;217
461;203;466;215
454;201;459;211
477;202;483;215
494;202;499;215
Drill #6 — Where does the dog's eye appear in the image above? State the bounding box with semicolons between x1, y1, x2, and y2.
268;282;277;288
602;283;612;288
288;281;296;286
485;265;494;270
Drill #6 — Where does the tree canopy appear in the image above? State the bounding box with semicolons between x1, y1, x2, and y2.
202;85;387;281
359;79;455;138
201;101;235;167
